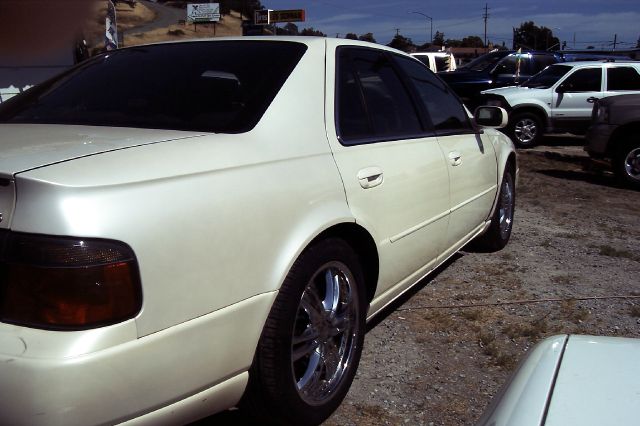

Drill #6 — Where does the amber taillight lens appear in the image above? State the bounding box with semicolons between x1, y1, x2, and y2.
0;231;142;330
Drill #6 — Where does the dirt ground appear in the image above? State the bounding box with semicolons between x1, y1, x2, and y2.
324;137;640;425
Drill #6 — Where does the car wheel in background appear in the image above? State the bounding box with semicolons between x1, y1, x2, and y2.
613;140;640;189
471;167;515;252
241;238;366;425
510;112;542;148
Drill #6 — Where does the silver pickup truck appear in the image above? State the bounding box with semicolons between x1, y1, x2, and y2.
586;93;640;188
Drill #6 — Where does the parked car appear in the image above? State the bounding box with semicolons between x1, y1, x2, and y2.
560;52;633;62
0;37;516;425
481;61;640;147
478;334;640;426
438;50;562;109
410;51;457;73
586;94;640;188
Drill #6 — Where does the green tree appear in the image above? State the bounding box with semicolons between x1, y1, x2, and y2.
283;23;299;35
445;38;463;47
387;34;416;52
513;21;559;50
433;31;444;46
358;33;376;43
300;27;326;37
218;0;263;18
345;33;358;40
461;35;484;48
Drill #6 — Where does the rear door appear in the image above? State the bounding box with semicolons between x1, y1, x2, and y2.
325;44;450;305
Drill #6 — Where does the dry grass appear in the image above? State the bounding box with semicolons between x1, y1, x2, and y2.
82;2;242;50
84;1;156;48
594;244;639;262
124;11;242;46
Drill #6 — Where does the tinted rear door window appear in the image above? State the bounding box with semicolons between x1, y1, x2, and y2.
0;41;307;133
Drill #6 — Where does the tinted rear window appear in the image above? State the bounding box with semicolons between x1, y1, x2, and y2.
0;41;307;133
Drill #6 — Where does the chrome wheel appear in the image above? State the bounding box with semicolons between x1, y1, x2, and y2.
514;117;538;145
623;146;640;183
498;175;514;240
292;261;360;406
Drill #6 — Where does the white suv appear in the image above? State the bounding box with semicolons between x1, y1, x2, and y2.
410;51;457;73
480;61;640;147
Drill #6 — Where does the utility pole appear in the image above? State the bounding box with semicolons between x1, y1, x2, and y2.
395;28;400;36
613;34;617;51
483;3;489;49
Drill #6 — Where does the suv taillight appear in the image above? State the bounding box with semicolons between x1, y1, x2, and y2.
0;231;141;330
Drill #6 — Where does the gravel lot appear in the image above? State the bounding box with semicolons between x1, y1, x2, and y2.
201;138;640;426
325;138;640;425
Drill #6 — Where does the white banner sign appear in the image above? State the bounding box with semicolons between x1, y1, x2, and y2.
187;3;220;23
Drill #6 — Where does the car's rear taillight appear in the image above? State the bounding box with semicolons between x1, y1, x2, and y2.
0;231;141;330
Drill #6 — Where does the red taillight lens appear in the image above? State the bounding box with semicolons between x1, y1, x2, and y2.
0;231;142;330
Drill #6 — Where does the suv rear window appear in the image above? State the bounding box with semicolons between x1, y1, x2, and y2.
0;41;307;133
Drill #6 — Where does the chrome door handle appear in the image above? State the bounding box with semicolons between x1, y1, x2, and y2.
587;97;599;103
448;151;462;166
357;167;384;189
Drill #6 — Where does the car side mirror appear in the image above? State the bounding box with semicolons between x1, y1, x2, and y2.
473;106;508;129
556;84;569;94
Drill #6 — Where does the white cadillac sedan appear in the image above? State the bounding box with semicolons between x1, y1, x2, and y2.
478;335;640;426
0;37;515;425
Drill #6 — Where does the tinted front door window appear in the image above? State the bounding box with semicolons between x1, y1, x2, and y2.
562;68;602;92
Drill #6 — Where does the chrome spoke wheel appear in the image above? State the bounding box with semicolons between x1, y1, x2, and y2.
292;261;359;406
514;118;538;144
623;147;640;183
498;176;514;239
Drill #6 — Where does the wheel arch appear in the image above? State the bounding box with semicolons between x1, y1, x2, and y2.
309;223;380;305
510;105;550;128
607;121;640;157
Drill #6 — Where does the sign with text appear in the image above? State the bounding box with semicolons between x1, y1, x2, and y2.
269;9;305;23
187;3;220;23
254;9;270;25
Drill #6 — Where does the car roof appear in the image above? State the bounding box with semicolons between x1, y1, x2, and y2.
550;60;640;68
133;36;408;57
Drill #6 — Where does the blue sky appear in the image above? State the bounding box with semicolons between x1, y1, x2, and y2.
262;0;640;49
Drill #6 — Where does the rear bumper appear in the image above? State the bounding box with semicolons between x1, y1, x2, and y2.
0;291;277;426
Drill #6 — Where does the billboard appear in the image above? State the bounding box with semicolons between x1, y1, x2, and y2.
254;9;305;25
187;3;220;23
269;10;305;23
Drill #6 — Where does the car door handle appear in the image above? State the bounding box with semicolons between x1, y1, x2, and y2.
357;167;383;189
448;151;462;166
587;97;599;103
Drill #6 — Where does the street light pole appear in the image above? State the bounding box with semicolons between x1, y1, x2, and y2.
410;11;433;45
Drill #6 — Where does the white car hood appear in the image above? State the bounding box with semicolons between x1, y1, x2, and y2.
0;123;205;178
482;85;539;98
545;335;640;426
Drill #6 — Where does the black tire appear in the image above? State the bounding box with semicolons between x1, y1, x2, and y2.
612;140;640;189
472;167;515;252
240;238;366;425
509;112;543;148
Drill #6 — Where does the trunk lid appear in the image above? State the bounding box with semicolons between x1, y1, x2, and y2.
0;123;205;178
